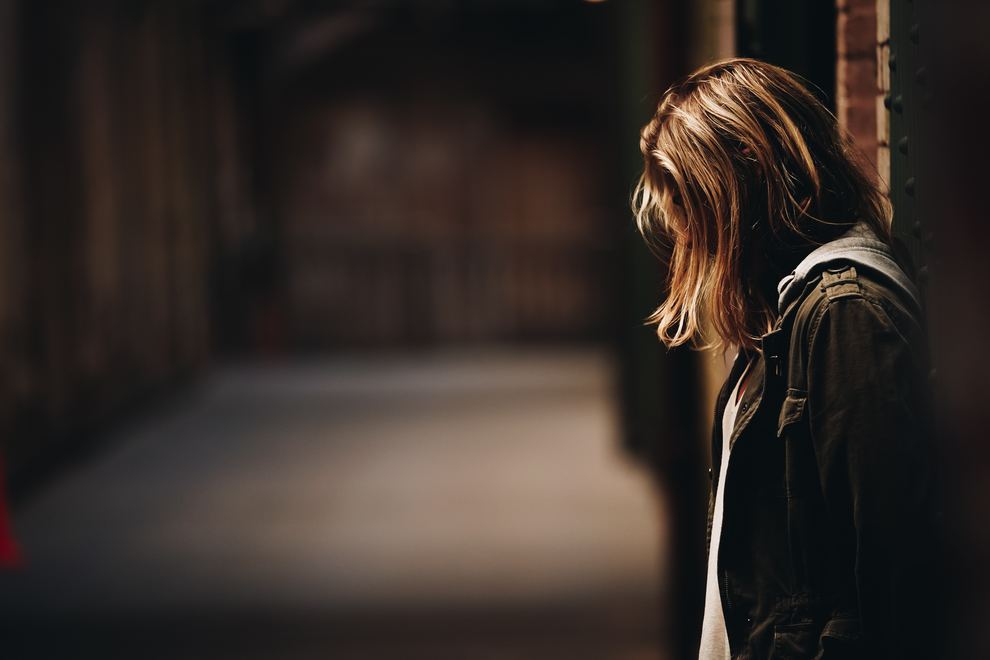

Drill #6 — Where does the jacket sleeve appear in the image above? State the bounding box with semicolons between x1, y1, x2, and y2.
805;294;942;657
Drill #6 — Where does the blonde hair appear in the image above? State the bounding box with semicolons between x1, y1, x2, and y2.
633;57;891;352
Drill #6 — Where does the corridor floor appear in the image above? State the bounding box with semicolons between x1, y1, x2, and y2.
1;348;668;659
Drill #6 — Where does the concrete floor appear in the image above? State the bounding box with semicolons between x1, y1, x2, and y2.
0;348;668;659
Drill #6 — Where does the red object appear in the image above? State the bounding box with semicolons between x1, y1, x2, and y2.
0;454;22;568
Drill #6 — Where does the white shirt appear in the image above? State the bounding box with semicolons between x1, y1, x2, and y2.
698;356;752;660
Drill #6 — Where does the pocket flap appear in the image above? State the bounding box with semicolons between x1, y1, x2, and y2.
776;391;807;438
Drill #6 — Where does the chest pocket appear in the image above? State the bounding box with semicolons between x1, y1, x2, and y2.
776;390;807;438
776;389;817;500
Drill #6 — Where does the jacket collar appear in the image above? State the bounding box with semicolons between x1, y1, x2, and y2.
775;221;921;315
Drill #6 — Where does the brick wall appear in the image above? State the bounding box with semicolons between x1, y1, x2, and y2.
836;0;891;188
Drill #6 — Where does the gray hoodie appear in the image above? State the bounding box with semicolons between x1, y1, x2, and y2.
775;221;921;316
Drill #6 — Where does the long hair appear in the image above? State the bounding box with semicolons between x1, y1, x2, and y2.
633;57;891;352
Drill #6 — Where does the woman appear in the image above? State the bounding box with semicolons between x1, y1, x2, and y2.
633;58;944;659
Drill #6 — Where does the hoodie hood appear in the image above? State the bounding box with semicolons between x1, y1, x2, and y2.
775;221;921;315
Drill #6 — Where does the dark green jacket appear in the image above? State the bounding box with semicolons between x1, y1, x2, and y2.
706;262;945;659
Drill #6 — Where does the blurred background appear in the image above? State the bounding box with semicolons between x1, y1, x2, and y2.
0;0;985;658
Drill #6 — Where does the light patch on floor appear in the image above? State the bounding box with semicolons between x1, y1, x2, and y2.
1;348;668;658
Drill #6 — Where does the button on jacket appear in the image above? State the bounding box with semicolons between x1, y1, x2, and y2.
705;261;945;659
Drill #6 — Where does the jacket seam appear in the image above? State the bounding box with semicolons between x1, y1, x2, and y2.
804;293;834;359
861;290;918;349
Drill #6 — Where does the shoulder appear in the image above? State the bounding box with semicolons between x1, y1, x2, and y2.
788;262;927;364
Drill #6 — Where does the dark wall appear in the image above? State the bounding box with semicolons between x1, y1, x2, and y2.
1;1;217;481
922;1;990;658
736;0;838;109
